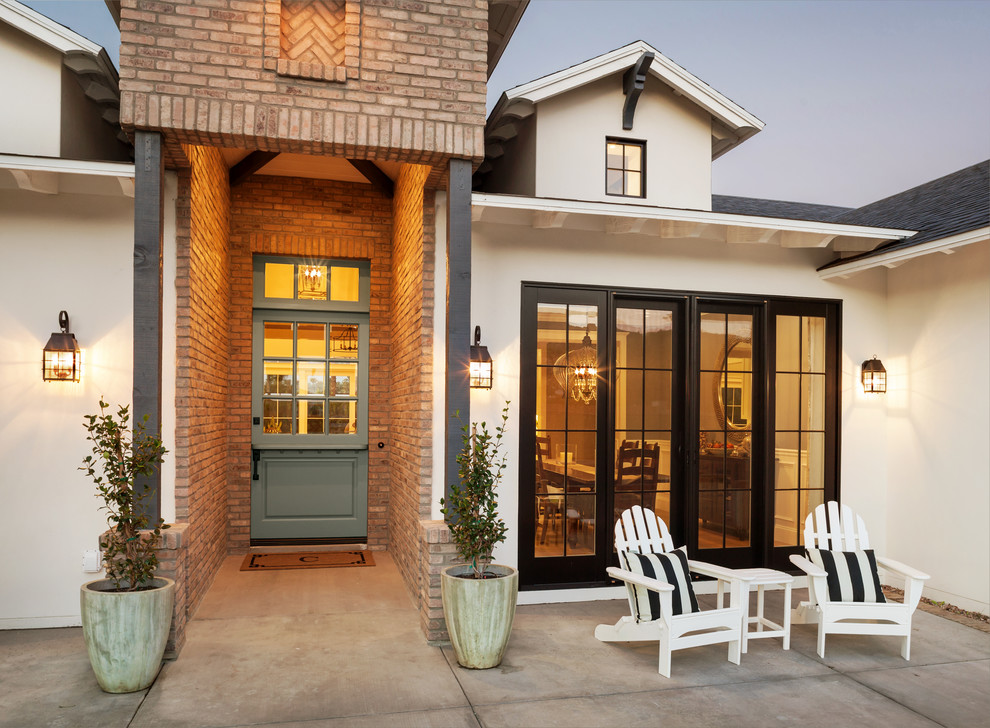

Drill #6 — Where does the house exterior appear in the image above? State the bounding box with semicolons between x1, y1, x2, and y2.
1;5;986;653
466;41;989;612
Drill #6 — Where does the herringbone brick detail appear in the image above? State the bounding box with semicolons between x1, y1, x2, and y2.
280;0;345;67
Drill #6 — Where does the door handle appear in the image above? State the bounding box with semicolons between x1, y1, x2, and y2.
252;449;261;481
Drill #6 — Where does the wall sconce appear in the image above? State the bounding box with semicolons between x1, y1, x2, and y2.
43;311;81;382
861;356;886;394
469;325;493;389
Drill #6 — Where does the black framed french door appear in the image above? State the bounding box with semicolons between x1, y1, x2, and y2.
519;283;840;589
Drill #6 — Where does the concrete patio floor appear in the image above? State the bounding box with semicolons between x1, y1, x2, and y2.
2;550;988;728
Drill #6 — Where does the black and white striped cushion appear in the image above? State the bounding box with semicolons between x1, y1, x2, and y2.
621;547;700;620
807;548;886;603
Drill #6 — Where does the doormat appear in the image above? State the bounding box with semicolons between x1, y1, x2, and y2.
240;550;375;572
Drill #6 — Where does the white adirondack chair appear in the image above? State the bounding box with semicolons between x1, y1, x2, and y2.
790;501;930;659
595;505;751;677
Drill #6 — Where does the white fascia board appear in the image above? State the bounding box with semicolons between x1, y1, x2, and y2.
502;40;764;134
0;153;134;178
818;226;990;280
0;0;103;55
472;193;915;241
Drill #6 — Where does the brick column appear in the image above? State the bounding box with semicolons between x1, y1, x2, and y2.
420;519;460;643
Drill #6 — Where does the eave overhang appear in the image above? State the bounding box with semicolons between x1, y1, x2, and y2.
471;193;915;254
487;40;764;160
0;153;135;196
818;226;990;280
1;0;123;143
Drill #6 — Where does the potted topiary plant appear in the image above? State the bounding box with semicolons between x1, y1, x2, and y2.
79;399;173;693
439;403;518;669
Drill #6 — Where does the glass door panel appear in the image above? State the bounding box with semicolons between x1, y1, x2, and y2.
773;314;827;547
534;302;599;559
698;311;754;551
613;305;674;530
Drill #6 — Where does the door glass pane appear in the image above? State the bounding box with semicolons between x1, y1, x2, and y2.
566;493;595;554
263;361;292;395
699;313;724;372
615;308;644;368
614;370;643;430
330;324;359;357
644;309;672;369
329;363;357;397
643;371;671;430
297;323;326;358
803;374;825;430
296;400;325;434
803;316;826;373
296;362;325;395
776;315;800;371
298;265;327;300
566;431;596;493
328;401;357;434
263;398;292;434
264;322;293;357
330;266;360;301
264;263;294;299
775;373;799;431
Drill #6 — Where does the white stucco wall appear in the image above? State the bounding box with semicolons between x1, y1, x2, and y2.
0;21;62;157
885;241;990;613
445;213;891;594
0;185;132;628
534;74;713;210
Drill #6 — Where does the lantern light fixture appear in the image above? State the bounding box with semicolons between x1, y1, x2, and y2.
469;325;493;389
861;356;886;394
43;310;82;382
554;325;599;404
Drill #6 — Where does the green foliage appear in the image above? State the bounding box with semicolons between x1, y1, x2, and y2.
440;404;510;579
80;400;168;592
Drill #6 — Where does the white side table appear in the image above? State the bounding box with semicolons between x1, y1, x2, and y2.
717;568;793;653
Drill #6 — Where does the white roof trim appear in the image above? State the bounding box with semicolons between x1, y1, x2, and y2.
501;40;764;136
0;154;134;178
818;226;990;280
0;0;103;55
472;193;915;240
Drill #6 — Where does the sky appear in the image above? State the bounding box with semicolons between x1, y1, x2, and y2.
21;0;990;208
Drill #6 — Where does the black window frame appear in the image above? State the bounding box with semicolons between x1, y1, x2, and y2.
519;282;841;589
605;137;647;199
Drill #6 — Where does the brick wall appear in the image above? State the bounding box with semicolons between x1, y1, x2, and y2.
387;163;434;596
173;143;232;626
118;0;489;168
227;175;394;550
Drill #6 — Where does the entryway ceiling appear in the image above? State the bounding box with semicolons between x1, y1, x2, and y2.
220;149;401;185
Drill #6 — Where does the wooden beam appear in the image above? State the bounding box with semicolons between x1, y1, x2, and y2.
605;216;647;235
229;151;279;187
133;130;164;522
9;169;58;194
445;159;473;506
622;51;654;130
532;210;568;229
347;159;394;198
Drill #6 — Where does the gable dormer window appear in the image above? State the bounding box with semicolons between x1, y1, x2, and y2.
606;139;646;198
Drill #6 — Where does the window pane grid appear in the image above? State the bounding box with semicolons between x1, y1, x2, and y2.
605;139;645;198
535;302;599;558
263;320;360;436
773;315;826;547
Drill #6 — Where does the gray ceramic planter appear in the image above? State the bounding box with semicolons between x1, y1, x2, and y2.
80;577;174;693
441;564;518;669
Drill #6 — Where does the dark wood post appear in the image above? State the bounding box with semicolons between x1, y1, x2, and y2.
445;158;472;506
133;130;164;521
